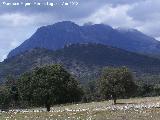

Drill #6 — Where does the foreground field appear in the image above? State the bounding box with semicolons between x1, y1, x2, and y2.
1;97;160;120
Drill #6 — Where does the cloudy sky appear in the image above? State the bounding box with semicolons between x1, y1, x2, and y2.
0;0;160;61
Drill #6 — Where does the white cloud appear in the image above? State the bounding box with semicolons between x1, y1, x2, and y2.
0;13;57;28
80;4;137;28
0;13;32;27
80;0;160;40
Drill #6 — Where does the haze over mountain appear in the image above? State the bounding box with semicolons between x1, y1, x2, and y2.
7;21;160;58
1;44;160;84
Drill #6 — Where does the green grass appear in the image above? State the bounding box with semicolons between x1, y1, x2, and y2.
1;97;160;120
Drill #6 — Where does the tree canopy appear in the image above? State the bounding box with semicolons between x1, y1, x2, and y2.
17;64;83;111
98;67;137;104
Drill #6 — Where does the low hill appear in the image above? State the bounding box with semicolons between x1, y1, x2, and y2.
1;44;160;83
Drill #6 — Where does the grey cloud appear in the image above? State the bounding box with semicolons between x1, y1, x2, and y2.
128;0;160;21
126;0;160;38
0;0;145;17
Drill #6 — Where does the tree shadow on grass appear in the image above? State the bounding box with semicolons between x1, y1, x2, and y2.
114;102;137;105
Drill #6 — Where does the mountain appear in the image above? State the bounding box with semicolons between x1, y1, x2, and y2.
2;44;160;84
7;21;160;58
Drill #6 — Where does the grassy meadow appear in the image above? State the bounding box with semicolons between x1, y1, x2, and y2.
1;97;160;120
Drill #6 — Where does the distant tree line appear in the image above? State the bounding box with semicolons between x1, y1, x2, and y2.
0;64;160;111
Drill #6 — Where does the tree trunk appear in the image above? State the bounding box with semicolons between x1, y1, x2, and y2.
46;103;50;112
45;93;51;112
113;98;117;105
45;100;50;112
112;94;117;105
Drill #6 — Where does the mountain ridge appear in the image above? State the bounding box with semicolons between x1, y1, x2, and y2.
7;21;160;58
